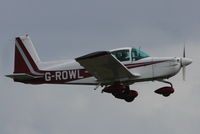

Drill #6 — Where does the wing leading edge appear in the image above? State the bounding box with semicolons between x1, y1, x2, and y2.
75;51;139;84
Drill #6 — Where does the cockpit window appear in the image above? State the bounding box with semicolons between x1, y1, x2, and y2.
131;48;149;61
111;49;130;62
111;48;149;62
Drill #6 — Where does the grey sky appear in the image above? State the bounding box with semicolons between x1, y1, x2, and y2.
0;0;200;134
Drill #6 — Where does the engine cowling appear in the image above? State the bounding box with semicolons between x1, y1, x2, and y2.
154;86;174;97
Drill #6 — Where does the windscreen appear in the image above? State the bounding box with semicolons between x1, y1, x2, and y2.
131;48;149;61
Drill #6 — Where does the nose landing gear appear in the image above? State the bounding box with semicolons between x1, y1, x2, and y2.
154;80;175;97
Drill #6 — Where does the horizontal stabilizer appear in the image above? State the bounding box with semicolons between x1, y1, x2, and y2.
6;73;43;81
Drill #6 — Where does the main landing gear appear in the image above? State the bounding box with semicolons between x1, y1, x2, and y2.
101;84;138;102
154;80;174;97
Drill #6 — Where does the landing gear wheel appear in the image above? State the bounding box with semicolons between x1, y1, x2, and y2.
162;93;170;97
155;86;174;97
124;90;138;102
102;84;138;102
124;96;135;102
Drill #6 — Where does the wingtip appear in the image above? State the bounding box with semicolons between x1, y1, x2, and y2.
5;74;14;78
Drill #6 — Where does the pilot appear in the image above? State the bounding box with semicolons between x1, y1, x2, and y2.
121;51;129;61
116;52;123;61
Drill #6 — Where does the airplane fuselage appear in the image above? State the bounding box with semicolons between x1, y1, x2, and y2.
21;56;181;85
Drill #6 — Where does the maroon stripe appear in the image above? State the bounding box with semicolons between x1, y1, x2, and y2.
125;60;167;66
14;45;31;74
16;37;40;72
125;60;169;69
125;62;150;67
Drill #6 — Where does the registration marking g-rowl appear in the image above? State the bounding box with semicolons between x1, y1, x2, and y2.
45;70;84;81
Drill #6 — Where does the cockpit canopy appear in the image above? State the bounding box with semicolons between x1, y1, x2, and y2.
111;47;150;62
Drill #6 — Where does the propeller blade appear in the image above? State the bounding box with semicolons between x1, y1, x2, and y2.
182;66;186;81
182;45;186;80
183;45;185;58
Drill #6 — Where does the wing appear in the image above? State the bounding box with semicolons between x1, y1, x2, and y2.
75;51;139;84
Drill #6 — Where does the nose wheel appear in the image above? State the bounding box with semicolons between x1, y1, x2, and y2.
155;80;175;97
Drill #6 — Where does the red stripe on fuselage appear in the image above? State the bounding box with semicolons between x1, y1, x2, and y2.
125;60;169;69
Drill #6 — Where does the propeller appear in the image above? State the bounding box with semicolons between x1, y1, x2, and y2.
180;45;192;81
182;45;186;80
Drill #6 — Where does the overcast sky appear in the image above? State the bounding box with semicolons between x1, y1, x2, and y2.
0;0;200;134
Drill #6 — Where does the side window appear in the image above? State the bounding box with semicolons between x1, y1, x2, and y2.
112;50;130;62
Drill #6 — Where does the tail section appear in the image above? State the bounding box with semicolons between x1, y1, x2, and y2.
14;35;42;75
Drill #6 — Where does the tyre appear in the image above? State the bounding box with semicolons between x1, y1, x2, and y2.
163;93;170;97
124;96;135;102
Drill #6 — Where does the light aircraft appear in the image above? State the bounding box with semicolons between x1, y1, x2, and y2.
6;35;192;102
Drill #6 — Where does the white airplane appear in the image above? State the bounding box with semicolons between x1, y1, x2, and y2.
6;35;192;102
